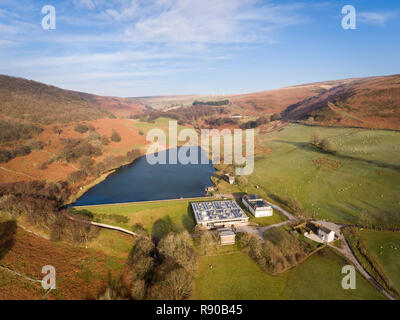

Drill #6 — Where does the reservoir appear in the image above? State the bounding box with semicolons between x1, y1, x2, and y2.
73;146;215;206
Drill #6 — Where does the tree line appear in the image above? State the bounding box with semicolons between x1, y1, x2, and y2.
237;227;312;274
193;100;229;106
131;105;228;125
0;181;99;243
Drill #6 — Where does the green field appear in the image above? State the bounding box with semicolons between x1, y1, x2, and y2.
247;209;287;226
358;229;400;293
216;124;400;227
74;198;204;240
194;247;384;300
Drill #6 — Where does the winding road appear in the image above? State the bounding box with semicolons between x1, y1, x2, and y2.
312;220;396;300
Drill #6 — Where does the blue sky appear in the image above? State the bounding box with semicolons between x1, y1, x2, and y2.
0;0;399;97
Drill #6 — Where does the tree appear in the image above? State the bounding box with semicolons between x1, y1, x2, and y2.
13;145;31;157
52;126;62;135
74;123;89;134
67;170;87;184
130;279;146;300
78;156;94;172
129;236;155;264
287;198;303;214
320;138;337;154
162;268;193;299
194;226;218;255
157;231;198;273
0;149;14;163
111;130;121;142
310;131;322;146
271;113;282;121
28;140;43;151
101;135;110;145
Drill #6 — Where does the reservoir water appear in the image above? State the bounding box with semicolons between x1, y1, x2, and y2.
73;146;215;206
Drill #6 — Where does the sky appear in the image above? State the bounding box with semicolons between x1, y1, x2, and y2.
0;0;399;97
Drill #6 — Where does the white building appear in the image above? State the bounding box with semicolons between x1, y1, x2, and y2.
224;173;235;184
317;226;335;242
242;194;273;217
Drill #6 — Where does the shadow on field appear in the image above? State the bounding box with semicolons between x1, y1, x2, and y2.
151;216;178;242
212;172;225;180
182;205;195;232
0;220;17;261
276;139;400;170
232;192;246;199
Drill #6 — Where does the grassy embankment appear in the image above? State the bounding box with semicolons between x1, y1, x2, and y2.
73;198;208;240
344;227;400;298
358;229;400;293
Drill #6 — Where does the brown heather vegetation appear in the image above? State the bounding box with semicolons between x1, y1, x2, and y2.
66;148;142;185
0;226;110;300
283;75;400;130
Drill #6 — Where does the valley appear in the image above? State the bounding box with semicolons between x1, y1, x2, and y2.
0;73;399;300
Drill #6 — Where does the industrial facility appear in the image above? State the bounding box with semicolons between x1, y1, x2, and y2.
242;194;273;217
191;200;249;229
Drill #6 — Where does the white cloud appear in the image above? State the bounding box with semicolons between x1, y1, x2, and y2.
103;0;307;44
358;12;396;26
73;0;96;10
105;0;139;22
0;0;312;96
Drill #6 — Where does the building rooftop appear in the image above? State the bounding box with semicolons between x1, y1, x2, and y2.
245;194;263;201
243;195;271;210
252;200;270;208
219;229;236;237
318;225;334;234
191;200;248;223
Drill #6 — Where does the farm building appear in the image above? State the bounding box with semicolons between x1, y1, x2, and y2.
205;186;215;193
191;200;249;229
317;225;335;242
218;229;236;245
242;194;273;217
224;173;235;184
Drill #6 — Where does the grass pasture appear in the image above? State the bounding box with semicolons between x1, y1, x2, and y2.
194;247;384;300
358;229;400;293
216;124;400;227
247;209;287;226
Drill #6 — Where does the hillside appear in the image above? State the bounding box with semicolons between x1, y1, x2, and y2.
0;75;113;124
0;75;146;123
78;92;148;118
282;75;400;130
230;85;326;116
